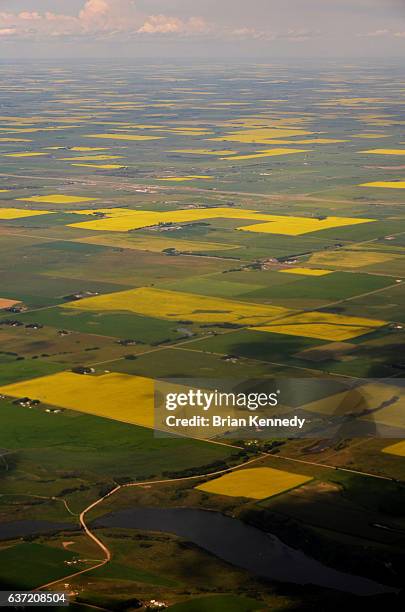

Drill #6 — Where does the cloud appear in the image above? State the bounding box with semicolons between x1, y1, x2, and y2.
0;0;141;39
0;27;16;37
18;12;41;21
79;0;110;20
230;26;320;43
231;28;269;40
358;28;405;39
0;0;402;52
78;0;137;31
358;29;390;37
0;0;210;41
138;15;209;35
281;28;321;41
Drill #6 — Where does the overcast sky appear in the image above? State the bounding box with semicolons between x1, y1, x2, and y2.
0;0;404;59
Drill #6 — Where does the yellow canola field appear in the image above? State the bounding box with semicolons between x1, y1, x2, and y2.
164;129;212;136
0;126;80;133
18;194;99;205
256;139;347;145
209;128;314;144
299;382;404;418
169;149;238;155
280;268;333;277
60;155;124;161
359;383;405;430
197;467;312;500
360;181;405;189
72;164;126;170
353;134;389;139
0;138;32;142
4;152;47;157
238;215;374;237
360;149;405;155
0;372;155;429
70;147;110;151
0;129;46;134
253;311;386;341
317;97;386;107
293;139;348;144
222;117;310;128
0;116;47;122
157;175;213;181
221;148;309;160
64;287;290;325
112;124;166;129
382;441;405;457
0;208;52;220
67;206;375;236
84;133;164;141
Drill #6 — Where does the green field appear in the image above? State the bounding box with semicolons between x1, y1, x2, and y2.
167;595;264;611
0;543;79;589
13;308;184;344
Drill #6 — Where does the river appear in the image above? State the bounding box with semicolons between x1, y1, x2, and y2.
94;507;397;596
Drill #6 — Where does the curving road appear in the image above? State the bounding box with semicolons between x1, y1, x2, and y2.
37;454;267;591
37;449;396;591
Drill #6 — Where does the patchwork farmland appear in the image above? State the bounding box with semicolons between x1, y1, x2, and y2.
0;59;404;611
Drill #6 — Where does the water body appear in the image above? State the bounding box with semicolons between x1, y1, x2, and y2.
0;520;75;541
94;507;397;596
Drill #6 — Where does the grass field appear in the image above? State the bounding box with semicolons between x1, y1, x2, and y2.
242;271;393;306
87;561;177;587
167;595;263;611
197;467;312;500
73;234;238;254
0;356;65;385
189;328;324;364
253;310;386;341
308;250;397;269
14;307;184;343
0;400;236;487
324;282;405;322
0;543;79;589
